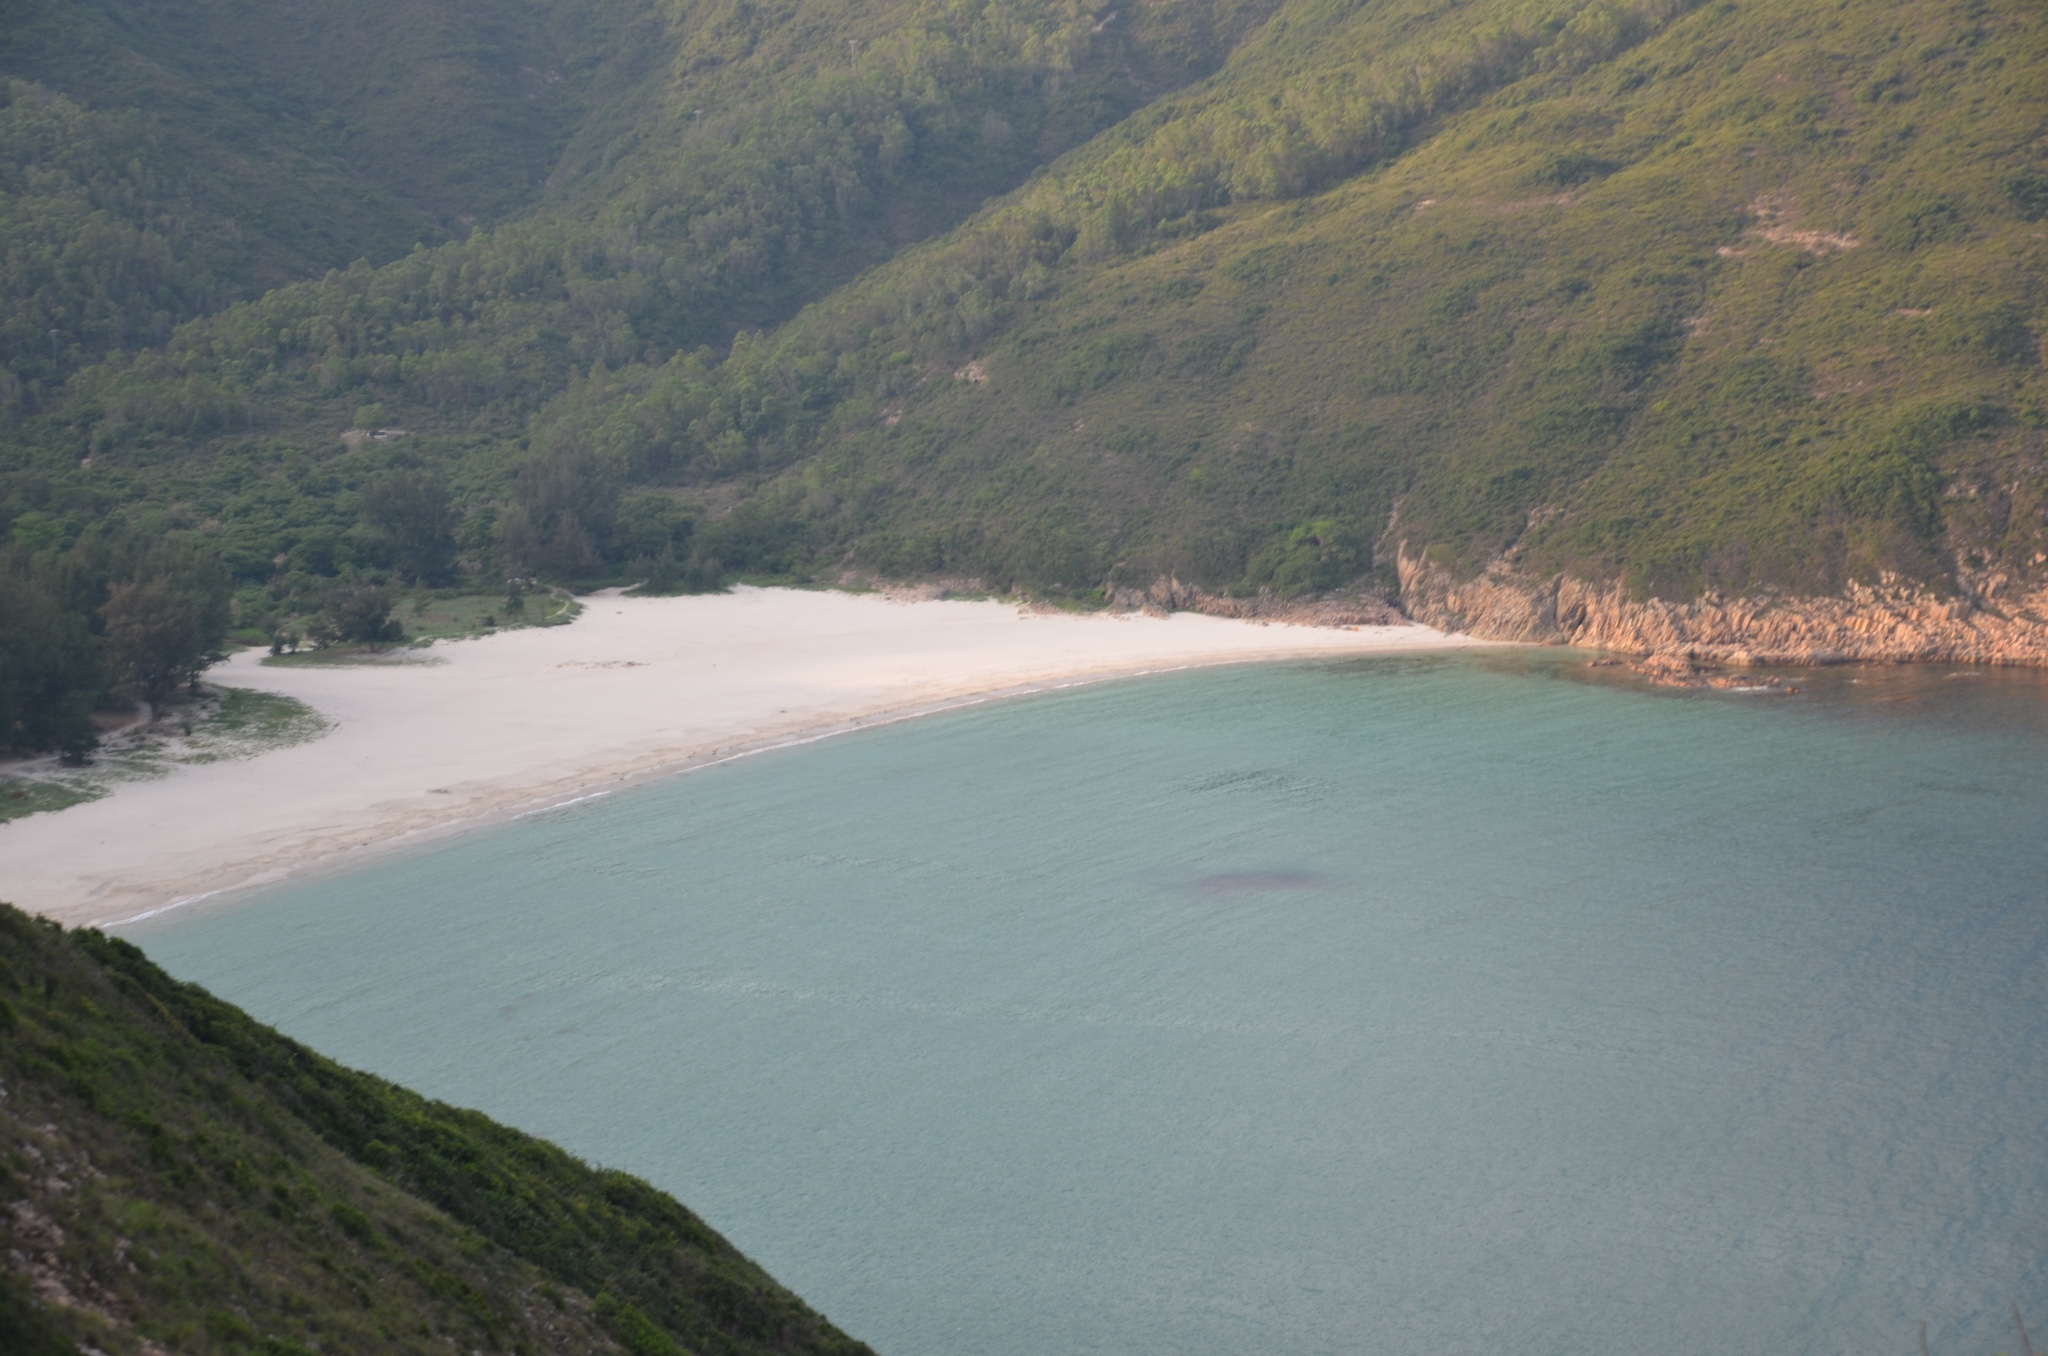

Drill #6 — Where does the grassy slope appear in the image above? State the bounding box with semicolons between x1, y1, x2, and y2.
0;0;664;279
0;0;1282;585
6;0;2043;614
0;902;877;1355
0;0;667;413
660;0;2045;602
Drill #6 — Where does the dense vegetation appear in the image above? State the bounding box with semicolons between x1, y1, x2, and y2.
0;901;878;1355
0;0;1278;630
1;0;2044;746
0;0;667;387
574;0;2048;599
0;521;232;757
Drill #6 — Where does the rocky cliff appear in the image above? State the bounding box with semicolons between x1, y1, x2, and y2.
1398;551;2048;668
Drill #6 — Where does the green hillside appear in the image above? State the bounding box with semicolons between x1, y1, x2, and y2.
0;0;666;393
1;0;1281;753
1;0;2046;734
576;0;2046;602
0;0;1273;549
0;902;877;1355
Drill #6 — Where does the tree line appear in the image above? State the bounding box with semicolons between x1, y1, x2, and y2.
0;525;231;759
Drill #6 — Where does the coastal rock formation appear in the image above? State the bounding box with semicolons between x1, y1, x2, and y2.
1398;551;2048;667
1111;576;1404;628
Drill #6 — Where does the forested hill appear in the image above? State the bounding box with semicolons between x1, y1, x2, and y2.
706;0;2048;606
0;0;1274;755
0;0;669;392
1;0;1274;399
3;0;2047;721
0;902;880;1355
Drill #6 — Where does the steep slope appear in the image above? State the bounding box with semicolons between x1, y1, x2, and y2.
0;902;877;1355
0;0;666;390
568;0;2044;658
1;0;1281;581
559;0;1720;584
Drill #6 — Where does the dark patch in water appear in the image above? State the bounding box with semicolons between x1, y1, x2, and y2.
1189;870;1326;895
1178;769;1334;803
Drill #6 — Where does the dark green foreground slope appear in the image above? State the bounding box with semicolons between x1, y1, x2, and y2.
0;903;876;1356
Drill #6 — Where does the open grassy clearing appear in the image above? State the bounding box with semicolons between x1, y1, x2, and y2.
0;778;98;825
258;588;581;666
397;587;581;641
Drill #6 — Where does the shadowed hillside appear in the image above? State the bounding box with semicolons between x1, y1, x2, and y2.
1;0;1279;574
0;902;878;1355
0;0;667;390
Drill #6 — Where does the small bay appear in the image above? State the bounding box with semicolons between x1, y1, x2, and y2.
134;653;2048;1355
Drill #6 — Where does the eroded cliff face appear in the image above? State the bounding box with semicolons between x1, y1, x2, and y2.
1397;551;2048;666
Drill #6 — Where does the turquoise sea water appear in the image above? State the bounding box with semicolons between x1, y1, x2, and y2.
134;653;2048;1356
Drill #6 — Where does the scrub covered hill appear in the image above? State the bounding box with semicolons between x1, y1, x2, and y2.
0;0;1277;752
0;0;668;394
0;0;1278;576
566;0;2048;611
0;902;879;1356
2;0;2046;654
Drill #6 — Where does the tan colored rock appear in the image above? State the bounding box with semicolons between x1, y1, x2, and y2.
1397;549;2048;666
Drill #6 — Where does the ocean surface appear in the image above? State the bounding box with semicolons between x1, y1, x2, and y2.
133;652;2048;1356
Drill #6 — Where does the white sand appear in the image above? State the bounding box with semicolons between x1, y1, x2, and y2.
3;587;1492;929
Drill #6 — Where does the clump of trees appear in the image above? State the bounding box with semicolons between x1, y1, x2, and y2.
311;584;404;647
0;553;100;759
496;451;752;592
0;527;232;759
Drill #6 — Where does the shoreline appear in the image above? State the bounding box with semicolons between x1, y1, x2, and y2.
4;587;1497;931
94;661;1295;931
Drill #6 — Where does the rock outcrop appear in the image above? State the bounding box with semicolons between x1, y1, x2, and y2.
1398;550;2048;666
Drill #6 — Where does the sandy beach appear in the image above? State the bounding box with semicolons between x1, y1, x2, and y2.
3;587;1490;929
